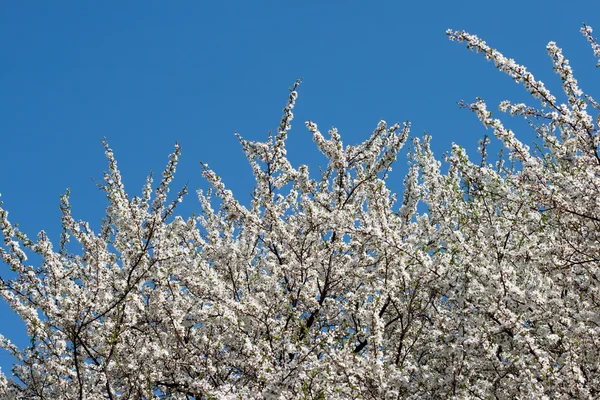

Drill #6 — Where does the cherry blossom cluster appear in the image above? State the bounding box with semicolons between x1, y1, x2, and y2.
0;24;598;399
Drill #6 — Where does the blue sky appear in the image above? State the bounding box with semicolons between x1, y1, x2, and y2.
1;1;598;374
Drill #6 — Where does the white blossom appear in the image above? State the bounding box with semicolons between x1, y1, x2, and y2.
0;23;599;399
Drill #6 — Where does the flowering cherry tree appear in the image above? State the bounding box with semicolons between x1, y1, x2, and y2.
0;24;599;399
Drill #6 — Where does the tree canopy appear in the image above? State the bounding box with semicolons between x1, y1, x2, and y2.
1;24;599;399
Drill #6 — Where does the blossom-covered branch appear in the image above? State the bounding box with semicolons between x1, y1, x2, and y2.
0;23;599;399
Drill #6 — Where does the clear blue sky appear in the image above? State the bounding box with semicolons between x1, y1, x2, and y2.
1;1;598;373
